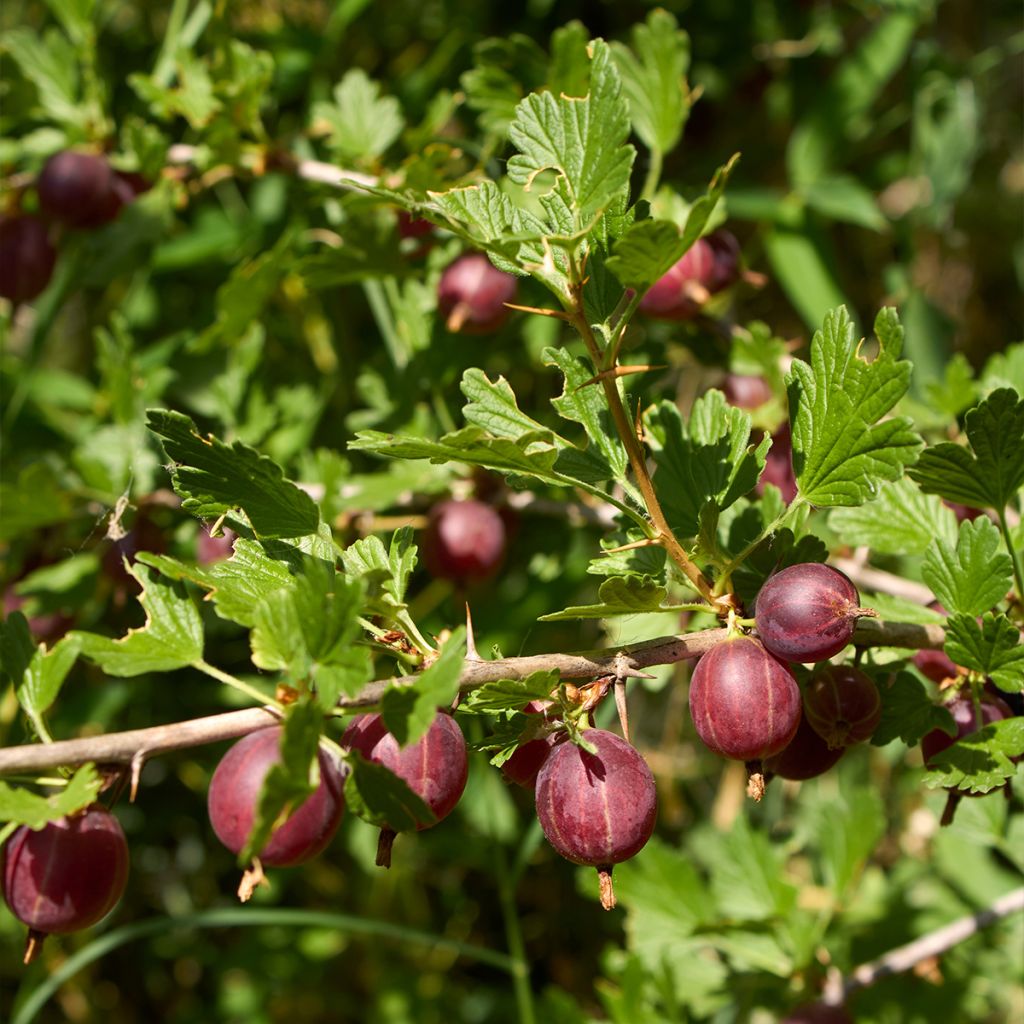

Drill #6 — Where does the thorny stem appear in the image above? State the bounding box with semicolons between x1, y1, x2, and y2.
568;305;723;611
832;886;1024;1001
0;619;945;775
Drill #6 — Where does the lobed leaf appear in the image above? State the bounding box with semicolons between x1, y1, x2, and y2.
943;613;1024;693
75;562;203;676
147;409;321;539
909;388;1024;511
788;306;923;506
646;390;770;540
507;39;635;229
922;517;1014;617
922;718;1024;794
829;477;957;556
610;9;690;155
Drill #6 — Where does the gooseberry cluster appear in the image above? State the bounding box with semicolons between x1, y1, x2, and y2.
0;149;147;303
688;562;878;797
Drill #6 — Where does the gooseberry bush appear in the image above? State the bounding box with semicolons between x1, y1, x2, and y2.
1;5;1023;1024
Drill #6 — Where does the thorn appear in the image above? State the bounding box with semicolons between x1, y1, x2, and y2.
604;537;661;555
614;678;630;743
129;750;147;802
503;302;572;320
576;365;667;391
634;396;644;445
464;603;483;662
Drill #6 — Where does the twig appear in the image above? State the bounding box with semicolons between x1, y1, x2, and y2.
831;886;1024;1001
831;558;935;605
0;620;944;775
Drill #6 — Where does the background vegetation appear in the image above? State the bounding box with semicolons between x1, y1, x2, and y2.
1;1;1022;1022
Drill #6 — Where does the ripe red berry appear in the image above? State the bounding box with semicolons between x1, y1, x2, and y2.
37;150;121;228
755;563;870;663
912;647;960;684
423;499;506;585
535;729;657;910
803;665;882;748
2;805;129;963
342;711;468;867
207;727;345;868
763;714;845;781
689;635;802;797
639;230;741;321
502;733;562;789
437;253;518;333
0;215;57;303
722;373;773;410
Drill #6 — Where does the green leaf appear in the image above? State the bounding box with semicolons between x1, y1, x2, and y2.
311;69;404;162
908;388;1024;511
0;764;102;830
539;576;672;621
147;409;321;539
460;35;547;136
872;671;957;747
507;39;635;229
981;343;1024;397
923;719;1024;794
763;220;851;331
606;155;737;292
1;614;81;735
1;27;80;125
800;175;887;231
197;235;292;349
241;700;324;863
804;784;885;894
130;50;220;128
924;353;979;419
381;628;465;748
544;347;628;482
788;306;923;506
0;462;76;542
341;527;418;615
786;10;920;185
588;531;667;579
704;816;796;921
923;518;1014;617
828;478;958;556
459;672;559;715
646;389;770;539
944;614;1024;693
138;534;320;629
343;751;436;832
75;562;203;676
611;9;690;155
250;559;370;708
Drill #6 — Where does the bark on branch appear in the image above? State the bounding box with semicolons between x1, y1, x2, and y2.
0;619;945;775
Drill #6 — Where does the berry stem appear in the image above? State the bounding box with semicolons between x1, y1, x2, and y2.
23;929;46;965
376;827;397;868
597;866;617;911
